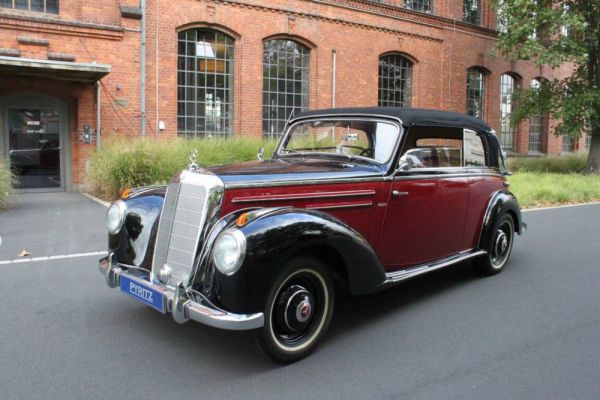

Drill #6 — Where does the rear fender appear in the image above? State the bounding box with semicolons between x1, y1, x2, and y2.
479;190;523;250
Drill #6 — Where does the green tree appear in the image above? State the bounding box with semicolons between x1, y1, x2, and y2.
495;0;600;173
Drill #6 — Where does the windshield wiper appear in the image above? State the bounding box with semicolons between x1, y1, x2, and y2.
279;149;306;157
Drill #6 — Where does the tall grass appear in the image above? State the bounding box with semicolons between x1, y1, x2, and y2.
87;137;277;200
508;153;588;174
0;158;15;210
510;172;600;208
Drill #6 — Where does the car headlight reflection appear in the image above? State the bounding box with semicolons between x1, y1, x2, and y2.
213;229;246;276
105;200;127;235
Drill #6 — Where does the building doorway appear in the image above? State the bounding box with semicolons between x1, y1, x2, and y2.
0;92;70;192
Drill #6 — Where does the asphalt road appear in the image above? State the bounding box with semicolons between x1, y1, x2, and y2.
1;194;599;400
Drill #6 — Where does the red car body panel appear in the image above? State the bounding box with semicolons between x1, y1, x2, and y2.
220;173;505;272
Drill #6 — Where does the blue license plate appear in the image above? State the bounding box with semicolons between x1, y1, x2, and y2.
120;274;165;313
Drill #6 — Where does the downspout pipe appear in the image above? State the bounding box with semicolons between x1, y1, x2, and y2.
140;0;147;138
96;81;101;149
332;49;337;108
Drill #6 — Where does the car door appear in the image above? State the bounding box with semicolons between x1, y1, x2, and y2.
377;127;469;270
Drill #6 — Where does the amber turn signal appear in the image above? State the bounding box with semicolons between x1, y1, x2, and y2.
120;188;131;199
236;212;249;227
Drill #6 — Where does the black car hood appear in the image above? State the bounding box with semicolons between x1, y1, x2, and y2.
208;157;385;187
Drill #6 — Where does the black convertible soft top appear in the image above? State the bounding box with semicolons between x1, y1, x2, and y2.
292;107;493;135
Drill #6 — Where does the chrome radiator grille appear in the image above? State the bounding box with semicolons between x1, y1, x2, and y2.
152;170;224;288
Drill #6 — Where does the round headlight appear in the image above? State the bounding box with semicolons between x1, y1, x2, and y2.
212;229;246;276
105;200;127;235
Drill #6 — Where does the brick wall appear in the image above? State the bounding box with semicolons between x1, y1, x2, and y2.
0;0;579;188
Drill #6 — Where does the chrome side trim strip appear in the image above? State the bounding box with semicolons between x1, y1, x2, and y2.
382;249;486;286
231;189;376;203
224;176;385;189
306;201;373;211
391;172;504;181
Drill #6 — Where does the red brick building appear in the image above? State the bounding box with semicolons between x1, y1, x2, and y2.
0;0;586;191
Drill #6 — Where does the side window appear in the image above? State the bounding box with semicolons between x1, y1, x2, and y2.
399;127;463;169
463;129;487;167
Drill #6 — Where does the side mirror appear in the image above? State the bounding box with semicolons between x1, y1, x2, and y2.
257;147;265;161
398;157;414;171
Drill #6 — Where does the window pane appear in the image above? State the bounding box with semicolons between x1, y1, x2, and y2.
528;79;545;153
464;0;481;25
262;39;310;138
466;68;485;120
15;0;29;10
499;74;515;151
31;0;44;12
404;0;432;13
378;54;413;108
46;0;59;14
464;129;486;167
177;28;234;138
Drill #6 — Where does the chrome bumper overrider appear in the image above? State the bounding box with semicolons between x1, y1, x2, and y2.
98;254;264;330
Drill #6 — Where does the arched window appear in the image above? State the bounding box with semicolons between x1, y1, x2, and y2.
466;68;486;119
378;54;413;108
177;28;234;138
528;79;545;153
263;39;310;137
499;74;516;151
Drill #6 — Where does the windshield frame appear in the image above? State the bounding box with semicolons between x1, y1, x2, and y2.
273;116;403;165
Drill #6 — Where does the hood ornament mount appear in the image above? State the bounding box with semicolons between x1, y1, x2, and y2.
188;148;199;172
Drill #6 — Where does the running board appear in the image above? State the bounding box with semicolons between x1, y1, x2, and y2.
382;249;487;287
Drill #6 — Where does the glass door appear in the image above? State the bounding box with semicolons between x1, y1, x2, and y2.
8;109;62;189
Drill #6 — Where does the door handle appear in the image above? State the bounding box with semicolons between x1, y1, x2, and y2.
392;190;409;197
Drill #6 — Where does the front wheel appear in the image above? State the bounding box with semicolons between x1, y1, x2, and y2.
252;257;334;363
475;214;515;276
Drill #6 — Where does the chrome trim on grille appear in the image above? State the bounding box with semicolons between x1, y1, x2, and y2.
151;169;224;288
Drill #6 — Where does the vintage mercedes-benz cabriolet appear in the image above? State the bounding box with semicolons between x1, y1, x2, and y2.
99;107;524;362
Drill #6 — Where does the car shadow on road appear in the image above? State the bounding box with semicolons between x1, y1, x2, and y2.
327;260;480;341
102;259;482;374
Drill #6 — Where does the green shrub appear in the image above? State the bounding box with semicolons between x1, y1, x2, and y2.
0;158;15;210
87;137;277;200
508;153;588;174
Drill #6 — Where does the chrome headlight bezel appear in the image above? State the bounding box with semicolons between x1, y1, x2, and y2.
212;228;246;276
105;200;127;235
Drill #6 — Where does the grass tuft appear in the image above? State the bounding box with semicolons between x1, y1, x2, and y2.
0;158;15;210
87;137;277;200
508;153;588;174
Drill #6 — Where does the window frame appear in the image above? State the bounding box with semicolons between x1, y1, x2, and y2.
177;28;235;138
466;68;486;120
262;38;311;139
0;0;59;14
499;73;517;152
396;126;492;174
378;54;414;108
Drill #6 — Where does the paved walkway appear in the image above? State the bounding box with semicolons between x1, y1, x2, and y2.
0;192;107;261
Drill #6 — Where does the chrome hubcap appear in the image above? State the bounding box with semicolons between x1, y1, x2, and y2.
491;221;513;268
271;270;327;347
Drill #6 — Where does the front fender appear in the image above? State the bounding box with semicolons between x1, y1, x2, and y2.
109;187;166;269
210;208;386;314
479;190;523;250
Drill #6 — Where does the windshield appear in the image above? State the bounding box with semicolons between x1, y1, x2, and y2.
277;119;400;163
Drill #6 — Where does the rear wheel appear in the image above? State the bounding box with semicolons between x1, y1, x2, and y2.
475;214;515;276
253;257;334;363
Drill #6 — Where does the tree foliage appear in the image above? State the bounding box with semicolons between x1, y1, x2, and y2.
495;0;600;172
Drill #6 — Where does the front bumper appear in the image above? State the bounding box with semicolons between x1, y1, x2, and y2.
98;254;264;331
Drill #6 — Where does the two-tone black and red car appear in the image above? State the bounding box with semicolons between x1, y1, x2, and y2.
99;107;524;362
